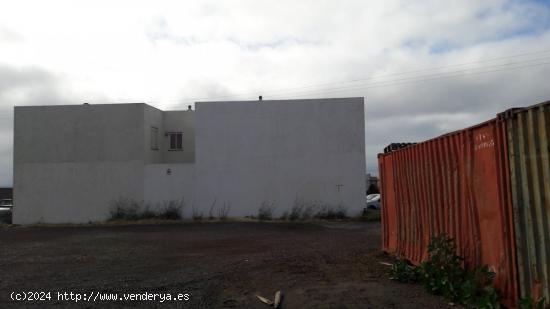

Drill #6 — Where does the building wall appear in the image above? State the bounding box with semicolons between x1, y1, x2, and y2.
14;104;145;164
143;163;195;217
13;98;366;223
194;98;366;217
162;110;195;163
14;161;144;223
13;104;146;224
143;104;164;164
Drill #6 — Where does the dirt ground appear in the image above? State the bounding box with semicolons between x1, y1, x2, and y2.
0;221;455;308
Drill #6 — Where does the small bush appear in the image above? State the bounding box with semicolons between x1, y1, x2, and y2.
420;234;465;300
208;199;217;220
313;204;328;219
140;206;157;219
289;204;304;221
218;202;230;220
313;204;348;220
336;205;348;219
109;198;184;221
459;266;499;308
302;203;317;220
390;258;420;283
289;198;316;220
390;234;501;308
158;199;184;220
287;199;348;221
192;206;203;221
258;201;275;221
109;198;141;220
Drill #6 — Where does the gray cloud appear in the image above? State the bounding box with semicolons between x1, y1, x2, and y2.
361;53;550;173
0;65;71;106
0;65;76;186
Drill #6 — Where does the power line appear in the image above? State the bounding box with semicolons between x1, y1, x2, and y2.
268;60;550;99
176;57;550;101
174;48;550;102
254;56;550;98
102;48;550;104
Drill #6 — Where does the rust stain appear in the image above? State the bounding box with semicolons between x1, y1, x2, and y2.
379;116;519;307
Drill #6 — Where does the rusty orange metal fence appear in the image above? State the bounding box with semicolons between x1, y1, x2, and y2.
379;112;520;306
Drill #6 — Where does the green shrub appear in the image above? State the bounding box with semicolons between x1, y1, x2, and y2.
459;265;499;308
519;296;549;309
390;234;500;308
390;258;420;283
420;234;465;300
419;235;500;308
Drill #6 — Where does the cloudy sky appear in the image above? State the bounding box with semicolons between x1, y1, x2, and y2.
1;0;550;185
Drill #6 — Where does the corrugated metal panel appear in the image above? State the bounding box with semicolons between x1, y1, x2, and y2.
379;152;400;254
379;117;519;307
505;101;550;302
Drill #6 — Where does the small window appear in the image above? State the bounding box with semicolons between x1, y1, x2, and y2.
150;127;159;150
168;132;183;151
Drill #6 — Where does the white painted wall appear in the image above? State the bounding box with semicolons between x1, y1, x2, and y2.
194;98;366;217
13;98;366;223
13;104;146;224
143;163;195;217
14;104;145;163
162;110;195;163
143;104;164;164
14;162;143;223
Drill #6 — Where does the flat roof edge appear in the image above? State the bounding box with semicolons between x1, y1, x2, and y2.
195;97;364;104
14;102;150;108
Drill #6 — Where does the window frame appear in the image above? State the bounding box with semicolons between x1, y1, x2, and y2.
150;127;159;150
166;132;183;151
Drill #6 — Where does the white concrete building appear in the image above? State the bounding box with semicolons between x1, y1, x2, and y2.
13;98;366;224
